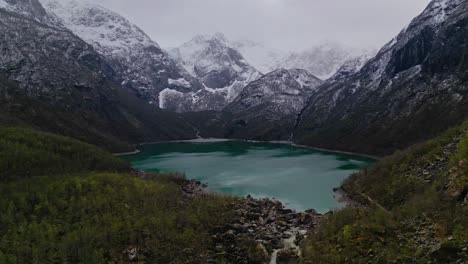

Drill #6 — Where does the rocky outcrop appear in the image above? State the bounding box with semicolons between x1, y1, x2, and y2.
177;179;321;264
209;196;321;263
295;0;468;156
445;158;467;201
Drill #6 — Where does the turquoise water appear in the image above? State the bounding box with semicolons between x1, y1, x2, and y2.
122;140;375;212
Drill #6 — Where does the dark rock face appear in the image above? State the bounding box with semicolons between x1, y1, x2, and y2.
0;7;112;107
0;1;196;150
295;0;468;156
4;0;52;22
200;67;237;89
222;69;323;140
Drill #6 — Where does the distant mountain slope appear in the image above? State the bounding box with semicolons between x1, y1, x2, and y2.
40;0;204;106
279;43;368;80
325;53;375;83
216;69;323;140
295;0;468;155
167;33;262;112
231;40;286;75
233;40;370;80
0;0;196;151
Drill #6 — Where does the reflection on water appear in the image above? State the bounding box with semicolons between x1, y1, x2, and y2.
123;140;375;212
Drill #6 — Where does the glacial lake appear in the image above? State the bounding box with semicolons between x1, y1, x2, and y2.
122;140;375;213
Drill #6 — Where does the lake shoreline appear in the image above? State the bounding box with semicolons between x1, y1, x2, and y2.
180;177;322;263
118;138;375;213
115;137;380;160
113;149;141;156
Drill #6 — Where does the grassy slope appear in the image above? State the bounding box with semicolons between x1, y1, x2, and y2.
0;127;238;263
302;121;468;263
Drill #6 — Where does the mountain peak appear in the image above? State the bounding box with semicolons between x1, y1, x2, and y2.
41;0;204;110
269;68;290;75
212;32;227;42
166;33;261;112
190;32;229;46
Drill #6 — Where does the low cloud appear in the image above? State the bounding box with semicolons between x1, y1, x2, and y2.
94;0;430;51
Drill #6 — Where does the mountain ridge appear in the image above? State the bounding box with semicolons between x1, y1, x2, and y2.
294;0;468;155
40;0;205;108
167;32;262;112
233;39;372;80
0;0;197;151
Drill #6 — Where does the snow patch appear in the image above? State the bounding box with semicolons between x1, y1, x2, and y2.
168;78;191;88
40;0;158;55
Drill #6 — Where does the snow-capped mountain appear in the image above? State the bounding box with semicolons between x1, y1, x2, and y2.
41;0;204;107
231;40;285;75
167;33;262;112
233;40;369;80
325;53;375;83
0;0;197;148
227;68;323;115
279;43;365;80
223;68;323;140
295;0;468;155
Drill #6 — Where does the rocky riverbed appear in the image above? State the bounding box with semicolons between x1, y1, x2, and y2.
182;179;322;264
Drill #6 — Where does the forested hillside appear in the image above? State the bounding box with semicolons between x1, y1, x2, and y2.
302;121;468;263
0;127;240;263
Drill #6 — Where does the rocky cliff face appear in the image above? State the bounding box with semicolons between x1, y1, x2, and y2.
223;69;323;140
167;33;262;112
0;0;196;150
40;0;204;108
295;0;468;155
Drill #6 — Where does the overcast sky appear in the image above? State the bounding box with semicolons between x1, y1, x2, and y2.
94;0;431;51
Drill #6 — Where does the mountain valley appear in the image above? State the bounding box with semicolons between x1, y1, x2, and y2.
0;0;466;263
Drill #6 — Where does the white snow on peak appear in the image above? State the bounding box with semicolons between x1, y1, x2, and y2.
168;78;191;88
233;40;369;80
363;0;460;88
168;32;262;108
232;40;286;74
169;32;237;77
328;52;376;82
40;0;158;55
